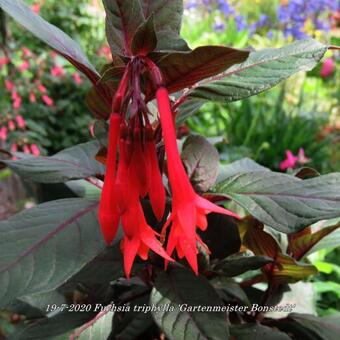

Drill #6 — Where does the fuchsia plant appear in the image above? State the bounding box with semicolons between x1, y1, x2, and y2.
0;0;339;339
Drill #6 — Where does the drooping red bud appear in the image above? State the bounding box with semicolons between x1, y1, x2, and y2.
98;113;121;245
146;138;166;220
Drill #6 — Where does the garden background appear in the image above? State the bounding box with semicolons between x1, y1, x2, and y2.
0;0;339;337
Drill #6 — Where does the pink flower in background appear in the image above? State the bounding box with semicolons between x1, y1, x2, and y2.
73;73;82;85
297;148;311;165
97;45;112;61
13;97;22;110
5;80;15;92
0;57;9;68
31;4;41;14
18;60;30;71
50;51;58;59
37;83;47;93
30;144;41;156
23;144;30;154
320;58;335;78
10;143;18;153
8;120;16;131
29;92;37;103
42;95;54;106
16;115;26;129
51;65;65;77
12;92;22;109
0;127;7;141
11;91;19;100
22;47;32;58
280;149;312;171
280;150;298;170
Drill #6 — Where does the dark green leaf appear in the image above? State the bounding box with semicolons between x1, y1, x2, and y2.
66;180;101;200
213;255;274;277
150;266;229;340
156;46;249;94
217;158;270;182
155;31;190;52
86;86;112;120
20;290;66;316
199;213;241;259
182;135;219;193
93;120;109;148
210;277;251;307
8;310;95;340
104;0;187;55
214;172;340;233
3;141;104;183
140;0;188;51
76;311;113;340
0;0;99;82
0;198;104;308
187;39;328;103
140;0;183;35
271;313;340;340
230;324;292;340
176;99;204;124
103;0;144;56
111;295;154;340
65;246;124;287
131;14;157;55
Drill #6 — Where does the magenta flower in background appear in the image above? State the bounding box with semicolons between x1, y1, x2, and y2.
15;115;26;129
23;144;30;154
320;58;335;78
5;80;15;92
297;148;311;165
30;144;41;157
51;65;65;77
280;149;311;171
18;60;30;72
72;73;82;85
29;92;37;103
280;150;298;170
0;127;7;141
42;95;54;106
8;120;16;132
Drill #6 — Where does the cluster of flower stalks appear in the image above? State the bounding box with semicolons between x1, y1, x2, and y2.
98;57;239;278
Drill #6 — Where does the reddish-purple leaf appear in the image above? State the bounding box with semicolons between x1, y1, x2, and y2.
155;46;249;94
0;199;105;308
288;223;340;260
103;0;145;56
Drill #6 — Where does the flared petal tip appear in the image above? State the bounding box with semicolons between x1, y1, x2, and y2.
195;196;240;220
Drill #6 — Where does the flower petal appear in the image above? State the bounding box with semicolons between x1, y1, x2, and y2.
195;196;240;220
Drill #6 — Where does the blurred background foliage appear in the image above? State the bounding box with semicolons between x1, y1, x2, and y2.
0;0;339;320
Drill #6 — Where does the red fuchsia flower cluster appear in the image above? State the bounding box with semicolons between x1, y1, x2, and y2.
279;148;311;171
98;58;239;278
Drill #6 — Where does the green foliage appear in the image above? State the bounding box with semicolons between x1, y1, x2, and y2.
0;1;339;339
187;87;333;172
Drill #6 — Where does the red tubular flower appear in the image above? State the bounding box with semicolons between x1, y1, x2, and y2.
156;87;240;274
145;130;166;221
98;113;121;245
120;200;173;278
